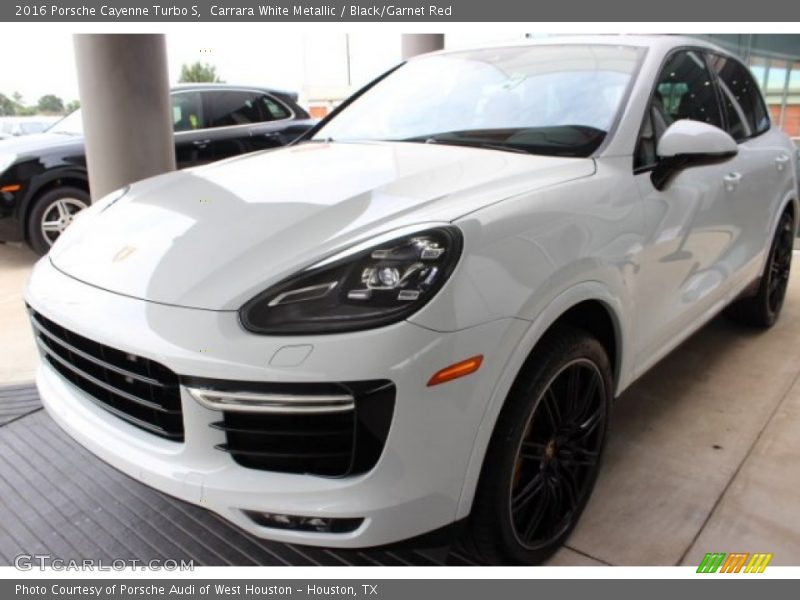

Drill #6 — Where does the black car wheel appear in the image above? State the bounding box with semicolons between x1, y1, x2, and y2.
466;325;612;564
725;209;794;328
27;187;90;255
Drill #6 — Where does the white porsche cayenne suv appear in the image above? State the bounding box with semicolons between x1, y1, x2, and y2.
26;36;799;564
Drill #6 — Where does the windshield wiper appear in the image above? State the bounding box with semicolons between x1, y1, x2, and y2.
410;137;531;155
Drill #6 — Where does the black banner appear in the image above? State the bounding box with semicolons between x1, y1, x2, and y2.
5;580;800;600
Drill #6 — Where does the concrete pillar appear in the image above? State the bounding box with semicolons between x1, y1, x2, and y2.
74;34;175;201
401;34;445;60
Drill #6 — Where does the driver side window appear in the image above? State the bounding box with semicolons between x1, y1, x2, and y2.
635;50;724;170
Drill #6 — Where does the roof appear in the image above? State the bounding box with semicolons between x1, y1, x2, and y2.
421;34;731;59
170;82;299;101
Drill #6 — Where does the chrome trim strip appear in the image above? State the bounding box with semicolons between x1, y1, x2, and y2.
187;387;355;414
170;88;297;133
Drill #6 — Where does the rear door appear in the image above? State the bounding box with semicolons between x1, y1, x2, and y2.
706;51;797;292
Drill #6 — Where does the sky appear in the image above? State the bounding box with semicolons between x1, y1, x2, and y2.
0;31;527;109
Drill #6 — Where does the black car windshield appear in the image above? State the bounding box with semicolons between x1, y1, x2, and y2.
313;44;644;157
48;110;83;135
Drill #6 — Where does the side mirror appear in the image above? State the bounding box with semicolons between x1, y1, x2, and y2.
651;120;738;190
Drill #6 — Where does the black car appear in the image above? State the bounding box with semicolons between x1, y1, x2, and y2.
0;84;315;254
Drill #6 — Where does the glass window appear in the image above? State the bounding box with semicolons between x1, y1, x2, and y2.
654;51;723;127
204;91;263;128
171;92;204;131
708;53;770;141
48;110;83;135
313;44;644;158
261;95;291;120
635;50;723;169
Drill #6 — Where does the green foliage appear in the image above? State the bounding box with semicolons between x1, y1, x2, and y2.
179;62;223;83
0;92;79;116
0;93;16;116
37;94;65;114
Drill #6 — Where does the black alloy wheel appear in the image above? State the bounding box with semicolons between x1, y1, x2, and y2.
767;211;794;317
466;325;612;565
509;358;607;550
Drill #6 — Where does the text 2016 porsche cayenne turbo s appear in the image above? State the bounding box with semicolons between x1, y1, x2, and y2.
26;37;799;564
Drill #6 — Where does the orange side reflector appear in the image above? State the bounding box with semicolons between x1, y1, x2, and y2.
427;355;483;387
0;184;21;193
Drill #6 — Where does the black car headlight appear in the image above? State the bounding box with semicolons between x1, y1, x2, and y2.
240;226;462;335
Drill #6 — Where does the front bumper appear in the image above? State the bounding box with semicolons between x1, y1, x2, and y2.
26;258;527;548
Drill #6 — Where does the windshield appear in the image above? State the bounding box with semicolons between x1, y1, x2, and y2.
313;44;644;157
48;110;83;135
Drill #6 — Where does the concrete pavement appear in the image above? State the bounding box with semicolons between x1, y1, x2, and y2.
0;243;38;384
1;242;798;565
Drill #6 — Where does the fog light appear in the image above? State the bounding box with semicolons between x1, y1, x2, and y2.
243;510;363;533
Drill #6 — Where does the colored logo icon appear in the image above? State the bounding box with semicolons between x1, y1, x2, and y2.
697;552;773;573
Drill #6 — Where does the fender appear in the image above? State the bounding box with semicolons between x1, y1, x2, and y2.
17;167;89;224
758;190;799;277
455;280;632;521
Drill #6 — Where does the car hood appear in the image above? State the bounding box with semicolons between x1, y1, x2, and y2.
50;141;595;310
0;132;83;156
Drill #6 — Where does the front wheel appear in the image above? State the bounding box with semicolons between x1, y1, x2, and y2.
465;325;612;564
27;186;90;255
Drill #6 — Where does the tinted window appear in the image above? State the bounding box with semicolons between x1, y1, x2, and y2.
205;91;263;128
172;92;204;131
707;53;770;141
261;95;291;120
636;50;723;169
655;51;723;127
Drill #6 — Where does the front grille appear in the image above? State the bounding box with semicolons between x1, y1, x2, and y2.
186;378;395;477
29;309;184;441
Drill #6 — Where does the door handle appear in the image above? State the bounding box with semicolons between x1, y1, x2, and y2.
775;154;790;172
192;139;211;147
723;172;742;191
263;132;281;139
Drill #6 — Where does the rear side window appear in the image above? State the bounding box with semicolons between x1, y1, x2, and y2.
707;53;770;141
260;95;291;120
205;91;263;128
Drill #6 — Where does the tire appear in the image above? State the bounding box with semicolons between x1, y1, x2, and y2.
725;209;794;328
26;186;90;255
465;325;612;565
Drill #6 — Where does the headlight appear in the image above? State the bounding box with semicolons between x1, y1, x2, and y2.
240;226;462;335
0;154;17;175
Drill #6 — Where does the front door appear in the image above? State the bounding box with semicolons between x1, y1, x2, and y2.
633;49;738;368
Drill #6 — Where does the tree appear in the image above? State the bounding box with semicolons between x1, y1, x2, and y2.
0;93;16;116
65;99;80;113
179;62;222;83
37;94;65;114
